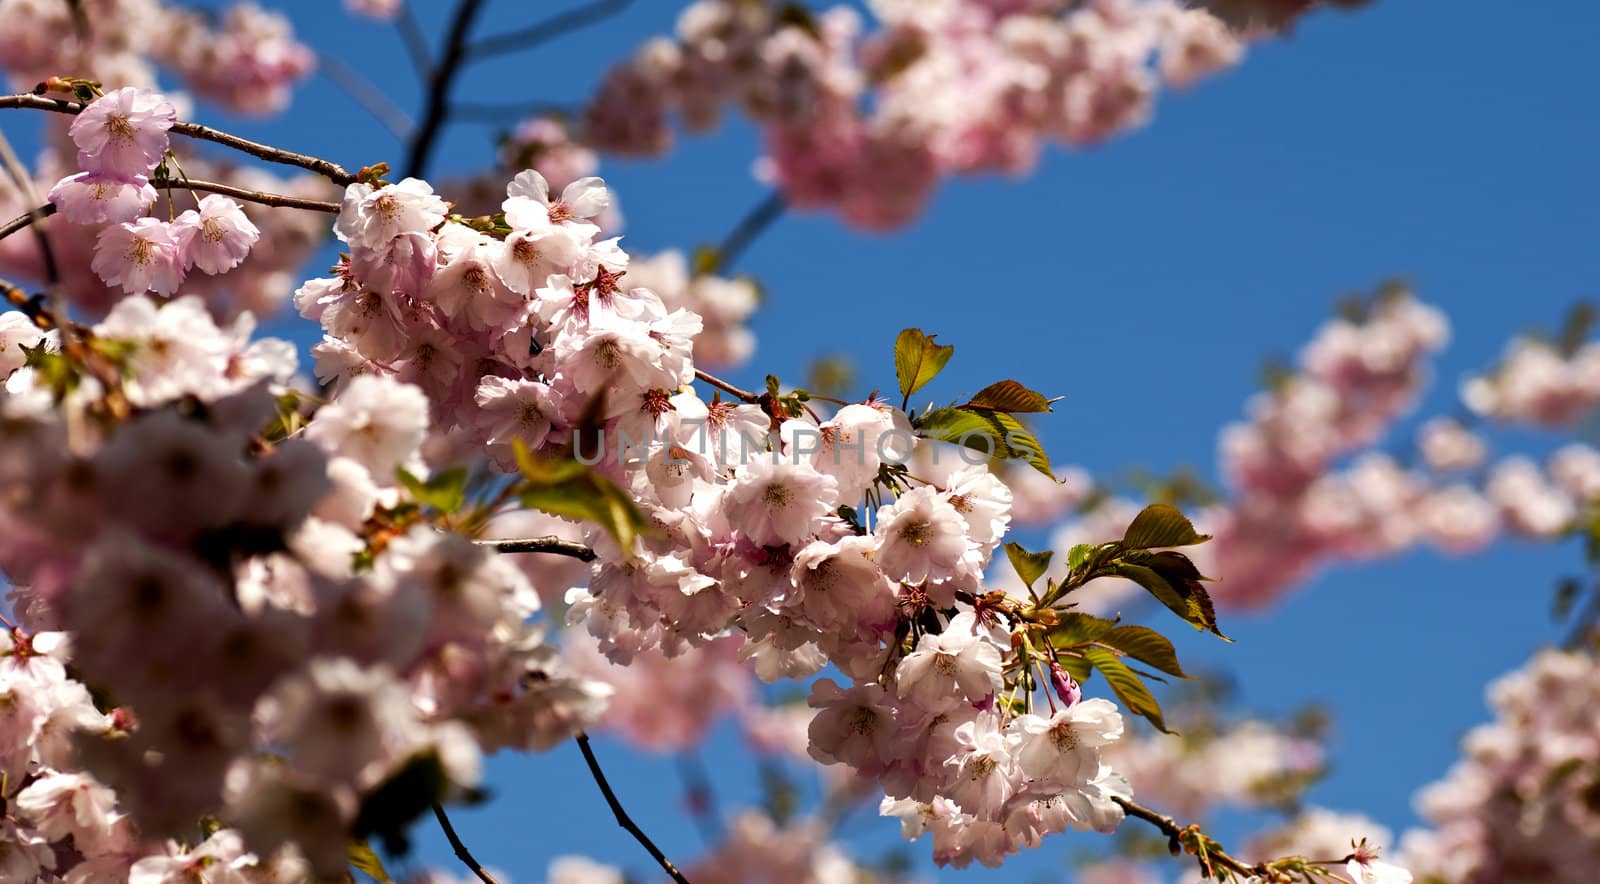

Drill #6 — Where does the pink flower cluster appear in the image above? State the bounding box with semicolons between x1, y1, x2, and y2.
578;0;1242;229
297;160;1163;865
1462;334;1600;426
1396;649;1600;884
1009;289;1600;614
0;2;312;116
42;88;273;304
0;294;608;878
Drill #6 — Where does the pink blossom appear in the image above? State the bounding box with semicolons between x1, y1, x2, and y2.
175;194;261;274
47;172;157;224
68;86;176;176
91;217;186;296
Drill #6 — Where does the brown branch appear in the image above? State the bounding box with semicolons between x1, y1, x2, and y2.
0;130;60;289
474;536;596;561
1;179;335;248
0;94;357;185
576;732;693;884
714;190;785;273
151;178;341;213
693;369;761;404
1114;796;1263;880
466;0;637;61
430;801;498;884
403;0;488;180
0;203;56;245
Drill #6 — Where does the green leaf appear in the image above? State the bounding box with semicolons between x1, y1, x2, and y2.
1056;652;1092;683
1084;646;1173;734
1066;543;1098;575
1100;626;1192;679
1121;504;1211;550
349;841;393;882
1004;541;1053;590
513;441;651;553
1045;612;1119;649
894;328;954;401
915;407;1054;479
964;380;1058;413
1109;551;1230;641
395;466;469;514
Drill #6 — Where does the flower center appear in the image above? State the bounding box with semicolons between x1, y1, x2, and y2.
898;517;932;546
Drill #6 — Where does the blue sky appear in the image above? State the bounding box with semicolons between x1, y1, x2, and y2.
11;0;1600;880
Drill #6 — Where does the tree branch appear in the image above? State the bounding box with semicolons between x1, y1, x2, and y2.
0;94;358;185
693;369;761;404
466;0;637;62
0;129;59;289
430;801;498;884
714;191;785;273
576;732;693;884
404;0;489;180
151;178;341;213
1113;796;1263;880
0;203;56;245
474;536;597;561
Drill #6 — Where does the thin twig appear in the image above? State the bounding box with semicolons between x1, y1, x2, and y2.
576;732;693;884
0;94;358;185
0;203;56;245
396;0;434;79
466;0;637;61
693;369;761;404
151;178;341;213
474;536;597;561
715;191;785;273
430;801;498;884
404;0;488;180
0;130;60;289
1113;796;1262;880
317;52;414;139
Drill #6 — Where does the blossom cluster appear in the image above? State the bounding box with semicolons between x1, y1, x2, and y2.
1;105;330;320
50;88;266;302
0;285;609;879
579;0;1245;229
1395;649;1600;884
1009;289;1600;614
0;1;312;115
299;150;1156;866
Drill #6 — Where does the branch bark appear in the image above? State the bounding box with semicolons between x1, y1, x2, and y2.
693;369;761;404
0;203;56;245
474;536;597;561
1113;796;1264;880
576;732;693;884
403;0;488;180
151;178;341;213
430;801;498;884
0;94;358;185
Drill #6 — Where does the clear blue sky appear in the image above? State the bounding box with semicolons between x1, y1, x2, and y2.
26;1;1600;880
